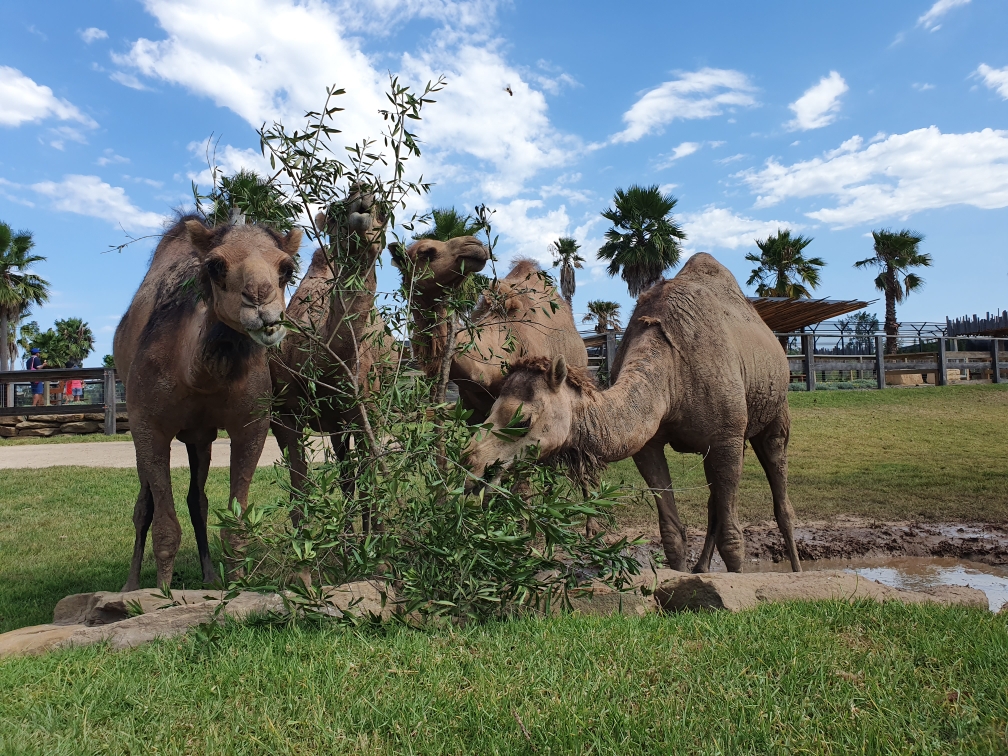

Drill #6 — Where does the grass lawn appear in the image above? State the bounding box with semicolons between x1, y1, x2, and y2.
1;603;1006;754
2;384;1007;634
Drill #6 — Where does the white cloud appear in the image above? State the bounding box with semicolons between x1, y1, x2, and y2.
110;71;151;91
47;125;90;151
491;199;572;265
116;0;571;201
186;138;273;188
30;175;166;231
912;82;936;92
917;0;970;31
655;141;701;169
0;66;96;128
976;64;1008;100
786;71;848;131
79;27;108;44
681;206;799;251
97;149;130;166
402;40;578;199
611;68;758;143
739;126;1008;227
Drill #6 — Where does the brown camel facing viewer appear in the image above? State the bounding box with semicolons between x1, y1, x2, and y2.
114;216;301;590
465;253;801;574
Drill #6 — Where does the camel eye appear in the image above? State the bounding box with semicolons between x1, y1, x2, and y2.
514;417;531;430
206;257;228;287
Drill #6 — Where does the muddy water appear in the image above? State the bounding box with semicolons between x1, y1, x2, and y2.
736;556;1008;612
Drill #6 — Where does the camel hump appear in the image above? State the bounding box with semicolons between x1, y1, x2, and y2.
679;252;733;281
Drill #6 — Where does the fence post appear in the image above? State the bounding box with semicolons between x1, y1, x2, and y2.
875;335;886;390
937;337;947;386
993;339;1002;384
803;334;816;392
103;369;116;435
605;328;617;386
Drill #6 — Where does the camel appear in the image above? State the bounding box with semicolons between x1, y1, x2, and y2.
113;216;301;590
465;253;801;574
269;189;388;528
391;244;588;422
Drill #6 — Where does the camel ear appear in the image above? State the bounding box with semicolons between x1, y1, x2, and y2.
280;227;302;257
314;211;328;234
185;220;215;258
547;355;567;391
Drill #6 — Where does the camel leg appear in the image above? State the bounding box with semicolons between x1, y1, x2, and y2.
750;416;802;572
132;421;180;590
183;429;218;584
692;489;718;573
122;479;154;592
273;414;307;527
632;441;687;571
703;441;746;572
224;419;269;573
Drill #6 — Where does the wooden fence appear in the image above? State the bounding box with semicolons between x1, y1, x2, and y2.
0;368;125;435
585;330;1006;392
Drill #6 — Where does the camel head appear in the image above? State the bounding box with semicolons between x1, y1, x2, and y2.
389;236;490;305
465;354;593;482
314;184;386;274
185;220;301;347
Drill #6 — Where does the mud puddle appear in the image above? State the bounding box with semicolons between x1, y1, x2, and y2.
620;517;1008;611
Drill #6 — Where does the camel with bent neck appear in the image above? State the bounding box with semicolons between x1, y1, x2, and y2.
393;245;588;422
465;253;801;574
114;216;301;590
269;192;388;524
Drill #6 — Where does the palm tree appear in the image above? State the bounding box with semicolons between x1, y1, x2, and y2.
0;223;49;377
204;169;296;230
55;317;95;366
582;300;622;334
550;236;584;305
745;229;825;299
413;207;483;242
854;229;930;354
597;185;686;297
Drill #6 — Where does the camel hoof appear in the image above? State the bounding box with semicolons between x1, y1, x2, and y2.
691;563;709;575
122;580;140;592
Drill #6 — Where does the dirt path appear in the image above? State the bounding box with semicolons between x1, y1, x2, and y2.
0;437;285;469
624;516;1008;568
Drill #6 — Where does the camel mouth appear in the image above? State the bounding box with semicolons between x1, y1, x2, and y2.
248;323;287;347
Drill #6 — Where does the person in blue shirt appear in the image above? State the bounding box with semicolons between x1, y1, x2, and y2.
27;347;46;406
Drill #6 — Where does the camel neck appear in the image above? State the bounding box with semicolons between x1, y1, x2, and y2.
409;298;450;377
190;308;261;386
573;360;669;463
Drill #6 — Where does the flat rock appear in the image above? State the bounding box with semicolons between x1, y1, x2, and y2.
653;570;990;613
0;426;15;437
60;421;103;434
53;413;87;423
0;416;22;426
15;420;59;430
17;427;59;437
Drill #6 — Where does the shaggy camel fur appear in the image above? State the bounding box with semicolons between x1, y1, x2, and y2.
393;246;587;422
465;253;801;574
269;192;389;527
114;216;301;590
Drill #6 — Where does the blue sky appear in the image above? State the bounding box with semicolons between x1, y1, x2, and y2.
2;0;1006;365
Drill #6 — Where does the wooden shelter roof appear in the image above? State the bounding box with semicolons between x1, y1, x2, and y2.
747;297;871;333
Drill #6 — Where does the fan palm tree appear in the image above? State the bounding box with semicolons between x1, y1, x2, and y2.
582;300;622;334
745;229;825;299
550;236;584;305
597;185;686;297
55;317;95;366
855;229;930;354
413;207;483;242
203;169;297;230
0;222;49;376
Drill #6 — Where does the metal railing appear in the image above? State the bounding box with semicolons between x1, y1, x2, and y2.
0;368;125;434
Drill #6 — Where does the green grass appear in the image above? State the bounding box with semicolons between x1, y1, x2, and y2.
610;383;1008;534
1;384;1006;635
1;603;1006;754
0;432;133;446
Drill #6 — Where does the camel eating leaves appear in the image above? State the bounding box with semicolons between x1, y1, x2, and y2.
114;216;301;590
465;253;801;574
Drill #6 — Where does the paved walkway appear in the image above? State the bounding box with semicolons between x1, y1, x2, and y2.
0;437;286;469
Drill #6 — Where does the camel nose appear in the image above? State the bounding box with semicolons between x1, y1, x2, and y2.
242;282;277;308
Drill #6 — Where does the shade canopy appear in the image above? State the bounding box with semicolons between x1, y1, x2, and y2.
747;297;871;334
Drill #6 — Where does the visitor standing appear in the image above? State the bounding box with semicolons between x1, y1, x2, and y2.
27;347;45;407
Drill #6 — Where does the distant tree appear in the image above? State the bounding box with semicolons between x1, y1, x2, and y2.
0;222;49;375
413;207;483;242
103;353;116;369
582;300;622;333
196;168;298;231
854;229;930;354
54;317;95;366
837;310;880;354
550;236;584;305
597;185;686;297
745;229;825;299
29;327;71;368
